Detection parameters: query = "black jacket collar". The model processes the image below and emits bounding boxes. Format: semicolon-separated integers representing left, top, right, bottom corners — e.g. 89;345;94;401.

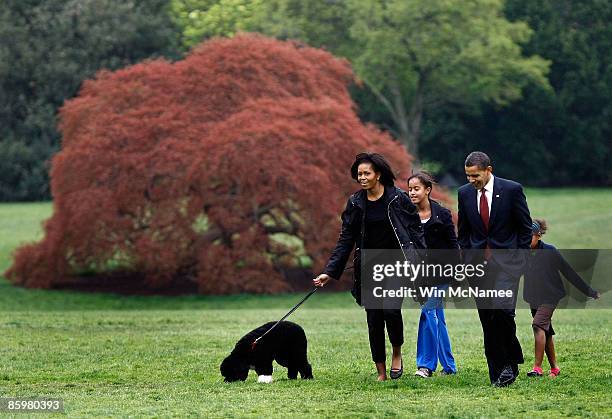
351;185;398;210
422;199;443;225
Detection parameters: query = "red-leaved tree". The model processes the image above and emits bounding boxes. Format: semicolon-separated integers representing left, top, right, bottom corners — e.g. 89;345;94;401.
6;34;446;294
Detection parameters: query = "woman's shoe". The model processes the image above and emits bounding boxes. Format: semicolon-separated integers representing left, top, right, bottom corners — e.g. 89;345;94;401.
549;367;560;377
390;360;403;380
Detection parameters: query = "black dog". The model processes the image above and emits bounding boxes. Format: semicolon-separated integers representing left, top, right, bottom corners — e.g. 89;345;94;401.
220;321;313;383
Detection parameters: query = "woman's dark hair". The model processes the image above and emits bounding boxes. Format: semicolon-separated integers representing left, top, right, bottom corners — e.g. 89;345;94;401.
350;152;396;187
407;171;436;197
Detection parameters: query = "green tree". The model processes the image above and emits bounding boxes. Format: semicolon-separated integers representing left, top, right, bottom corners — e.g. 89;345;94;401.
175;0;550;163
0;0;182;201
171;0;264;48
172;0;354;54
249;0;357;57
421;0;612;186
345;0;550;161
501;0;612;185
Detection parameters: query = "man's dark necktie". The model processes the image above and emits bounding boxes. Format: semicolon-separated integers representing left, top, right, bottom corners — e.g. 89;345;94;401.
480;188;489;231
480;188;491;259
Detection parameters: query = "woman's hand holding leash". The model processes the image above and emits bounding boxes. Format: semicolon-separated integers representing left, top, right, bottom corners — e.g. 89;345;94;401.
313;274;332;288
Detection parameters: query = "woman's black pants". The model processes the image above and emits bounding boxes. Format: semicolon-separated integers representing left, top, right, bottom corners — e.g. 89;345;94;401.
365;309;404;363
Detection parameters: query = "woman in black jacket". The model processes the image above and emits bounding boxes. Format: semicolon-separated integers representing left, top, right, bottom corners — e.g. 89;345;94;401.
407;172;457;378
313;152;425;381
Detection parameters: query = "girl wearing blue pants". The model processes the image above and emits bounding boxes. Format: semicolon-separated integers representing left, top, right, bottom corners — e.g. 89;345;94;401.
408;172;458;377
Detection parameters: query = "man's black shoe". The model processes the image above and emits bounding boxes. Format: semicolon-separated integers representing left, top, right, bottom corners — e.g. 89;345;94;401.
493;365;516;387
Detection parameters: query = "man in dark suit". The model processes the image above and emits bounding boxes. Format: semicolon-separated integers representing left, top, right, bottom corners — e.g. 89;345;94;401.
458;151;532;387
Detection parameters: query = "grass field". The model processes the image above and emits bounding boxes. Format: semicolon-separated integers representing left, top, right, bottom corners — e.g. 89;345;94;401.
1;189;611;417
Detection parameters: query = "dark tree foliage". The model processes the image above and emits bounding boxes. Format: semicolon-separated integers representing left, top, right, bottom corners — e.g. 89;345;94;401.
5;34;429;294
0;0;182;201
419;0;612;185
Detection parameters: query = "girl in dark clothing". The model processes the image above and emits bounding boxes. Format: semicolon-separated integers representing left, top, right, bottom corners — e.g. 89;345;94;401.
313;153;425;381
407;172;457;378
524;219;600;377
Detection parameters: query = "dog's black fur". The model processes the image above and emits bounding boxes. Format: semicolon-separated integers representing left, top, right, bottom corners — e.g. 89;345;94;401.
220;321;313;382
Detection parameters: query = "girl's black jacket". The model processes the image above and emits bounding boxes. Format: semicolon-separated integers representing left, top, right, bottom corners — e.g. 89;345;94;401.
423;199;458;250
523;240;598;307
420;199;460;287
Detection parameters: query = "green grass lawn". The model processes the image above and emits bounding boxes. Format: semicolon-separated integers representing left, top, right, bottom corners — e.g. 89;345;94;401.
1;189;611;417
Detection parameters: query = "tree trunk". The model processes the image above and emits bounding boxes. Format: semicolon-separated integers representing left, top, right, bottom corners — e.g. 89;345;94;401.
360;76;424;164
389;78;423;165
407;89;423;166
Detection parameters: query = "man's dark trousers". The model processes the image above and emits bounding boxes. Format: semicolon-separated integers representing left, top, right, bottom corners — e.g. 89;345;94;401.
474;263;523;382
458;176;532;383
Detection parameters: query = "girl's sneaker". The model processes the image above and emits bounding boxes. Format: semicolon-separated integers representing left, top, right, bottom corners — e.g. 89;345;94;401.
414;367;432;378
527;366;543;377
549;367;560;377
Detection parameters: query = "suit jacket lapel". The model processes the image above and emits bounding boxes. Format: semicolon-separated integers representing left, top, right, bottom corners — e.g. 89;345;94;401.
489;179;504;229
